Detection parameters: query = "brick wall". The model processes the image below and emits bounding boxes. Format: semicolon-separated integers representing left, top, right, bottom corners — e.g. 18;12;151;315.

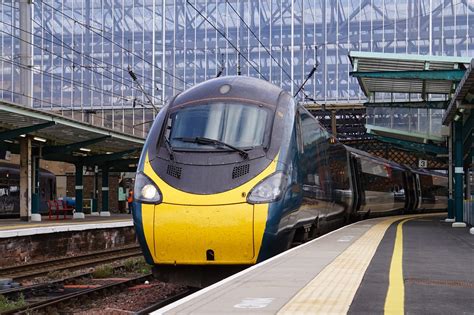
0;227;138;267
66;173;123;213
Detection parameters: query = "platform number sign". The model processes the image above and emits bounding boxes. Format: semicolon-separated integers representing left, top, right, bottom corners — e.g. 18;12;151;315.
418;159;428;168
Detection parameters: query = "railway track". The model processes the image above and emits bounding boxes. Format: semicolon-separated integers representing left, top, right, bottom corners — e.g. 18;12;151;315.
3;274;153;314
2;273;194;314
0;244;142;281
135;288;197;314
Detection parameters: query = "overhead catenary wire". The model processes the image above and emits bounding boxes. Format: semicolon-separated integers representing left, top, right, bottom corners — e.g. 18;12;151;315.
0;21;165;103
38;0;190;88
29;18;181;93
1;0;467;104
185;0;268;81
0;21;170;109
0;88;147;133
0;55;146;108
128;66;158;111
225;0;298;90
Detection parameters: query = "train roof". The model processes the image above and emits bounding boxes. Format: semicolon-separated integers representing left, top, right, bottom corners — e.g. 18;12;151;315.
170;76;286;109
0;162;55;177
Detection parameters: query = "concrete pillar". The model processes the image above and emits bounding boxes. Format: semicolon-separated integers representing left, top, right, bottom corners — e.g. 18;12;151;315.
453;119;466;228
19;137;32;221
100;165;111;216
73;162;85;219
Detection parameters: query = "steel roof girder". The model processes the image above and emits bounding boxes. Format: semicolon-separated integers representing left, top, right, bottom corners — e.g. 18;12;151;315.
374;136;448;154
373;135;448;155
350;69;466;81
364;100;448;109
42;135;111;156
0;121;56;141
82;149;139;165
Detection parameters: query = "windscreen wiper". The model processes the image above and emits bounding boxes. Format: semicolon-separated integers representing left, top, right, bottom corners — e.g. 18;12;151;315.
173;136;249;159
164;137;175;161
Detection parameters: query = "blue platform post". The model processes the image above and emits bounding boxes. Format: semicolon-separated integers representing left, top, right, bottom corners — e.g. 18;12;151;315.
453;119;465;227
447;123;455;220
101;164;111;216
31;155;41;221
91;165;99;216
73;162;85;219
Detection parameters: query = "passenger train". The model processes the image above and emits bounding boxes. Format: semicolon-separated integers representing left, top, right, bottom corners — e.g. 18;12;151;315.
132;76;447;286
0;162;56;218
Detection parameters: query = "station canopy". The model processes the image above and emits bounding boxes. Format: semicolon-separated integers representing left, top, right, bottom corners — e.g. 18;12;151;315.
0;100;144;165
443;59;474;125
349;51;471;101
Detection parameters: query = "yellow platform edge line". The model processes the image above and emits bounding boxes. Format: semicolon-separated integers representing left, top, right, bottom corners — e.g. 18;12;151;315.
277;214;425;315
384;217;416;315
0;218;132;231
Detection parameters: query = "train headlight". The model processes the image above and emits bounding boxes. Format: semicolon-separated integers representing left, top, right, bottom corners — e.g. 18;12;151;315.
134;172;162;204
247;172;288;204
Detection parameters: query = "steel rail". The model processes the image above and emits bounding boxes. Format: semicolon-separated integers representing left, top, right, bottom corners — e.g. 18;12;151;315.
0;245;142;281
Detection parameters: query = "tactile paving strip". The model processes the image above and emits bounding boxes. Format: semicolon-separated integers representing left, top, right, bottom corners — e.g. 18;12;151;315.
278;216;409;314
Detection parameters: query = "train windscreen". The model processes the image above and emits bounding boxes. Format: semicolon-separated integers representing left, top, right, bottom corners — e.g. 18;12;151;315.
168;102;271;150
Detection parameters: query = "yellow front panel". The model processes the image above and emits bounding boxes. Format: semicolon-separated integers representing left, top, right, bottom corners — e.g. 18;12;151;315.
154;203;256;264
141;203;156;257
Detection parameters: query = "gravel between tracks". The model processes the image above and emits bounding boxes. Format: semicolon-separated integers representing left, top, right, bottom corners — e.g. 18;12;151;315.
74;279;186;314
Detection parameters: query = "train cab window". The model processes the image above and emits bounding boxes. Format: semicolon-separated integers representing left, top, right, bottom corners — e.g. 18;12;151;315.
299;112;321;148
168;102;271;150
298;109;330;194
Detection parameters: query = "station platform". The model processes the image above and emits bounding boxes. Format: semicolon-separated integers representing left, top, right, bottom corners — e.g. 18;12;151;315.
0;214;133;238
0;214;136;267
156;214;474;314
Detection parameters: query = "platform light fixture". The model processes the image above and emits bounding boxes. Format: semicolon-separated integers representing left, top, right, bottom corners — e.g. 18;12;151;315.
19;134;26;138
3;139;13;143
453;114;461;121
33;137;47;143
79;147;91;152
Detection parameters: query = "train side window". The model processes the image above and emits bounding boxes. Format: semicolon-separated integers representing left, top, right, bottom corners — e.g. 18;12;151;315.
299;112;320;148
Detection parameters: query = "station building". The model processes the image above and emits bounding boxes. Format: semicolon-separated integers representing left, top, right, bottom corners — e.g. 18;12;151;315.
0;1;472;223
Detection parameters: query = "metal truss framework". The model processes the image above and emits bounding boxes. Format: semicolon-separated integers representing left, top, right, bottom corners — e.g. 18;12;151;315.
0;0;473;136
341;138;448;169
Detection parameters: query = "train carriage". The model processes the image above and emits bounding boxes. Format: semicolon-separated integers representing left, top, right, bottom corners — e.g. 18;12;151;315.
0;162;56;218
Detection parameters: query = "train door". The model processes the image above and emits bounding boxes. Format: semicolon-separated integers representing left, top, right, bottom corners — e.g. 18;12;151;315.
349;154;364;214
326;144;352;222
297;108;331;227
403;172;414;212
415;173;422;210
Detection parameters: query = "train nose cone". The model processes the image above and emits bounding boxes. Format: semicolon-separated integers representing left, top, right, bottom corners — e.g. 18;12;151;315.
153;203;258;264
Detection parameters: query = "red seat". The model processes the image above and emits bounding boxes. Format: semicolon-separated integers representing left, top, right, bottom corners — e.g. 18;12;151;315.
47;200;74;220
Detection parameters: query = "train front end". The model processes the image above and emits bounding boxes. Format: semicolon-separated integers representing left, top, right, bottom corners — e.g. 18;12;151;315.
132;76;294;286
